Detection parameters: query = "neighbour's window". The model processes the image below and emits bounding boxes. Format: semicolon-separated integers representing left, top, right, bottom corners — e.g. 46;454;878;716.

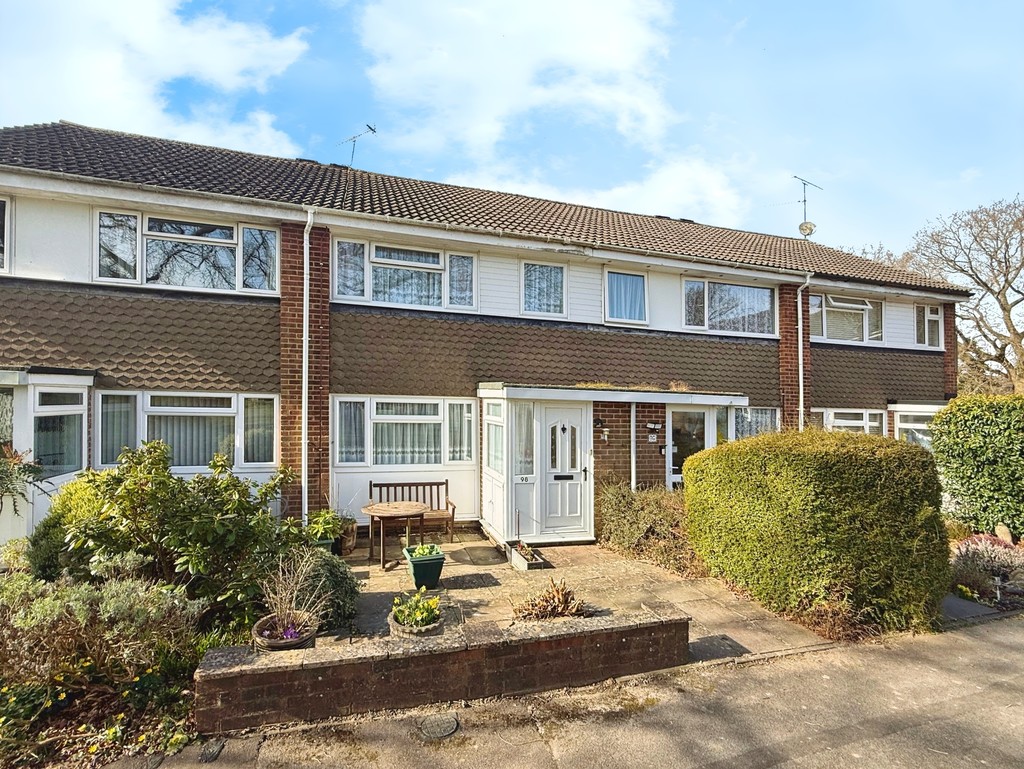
916;305;941;347
334;240;475;309
734;407;780;439
97;211;278;292
334;397;475;467
523;263;566;315
33;389;87;480
685;280;775;334
894;412;937;450
0;197;9;272
97;391;277;468
810;294;883;342
812;408;886;435
0;388;13;452
606;271;647;323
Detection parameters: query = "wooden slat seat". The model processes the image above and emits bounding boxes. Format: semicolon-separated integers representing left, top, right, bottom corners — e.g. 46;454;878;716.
368;479;456;543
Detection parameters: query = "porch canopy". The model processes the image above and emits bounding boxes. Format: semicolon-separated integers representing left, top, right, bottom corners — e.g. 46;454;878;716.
476;381;749;406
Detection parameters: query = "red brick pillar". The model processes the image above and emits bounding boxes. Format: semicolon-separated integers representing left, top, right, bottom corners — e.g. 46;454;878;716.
279;222;332;518
943;302;958;400
778;284;811;429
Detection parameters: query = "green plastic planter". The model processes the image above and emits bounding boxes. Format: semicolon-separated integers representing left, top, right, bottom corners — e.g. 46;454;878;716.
403;545;446;589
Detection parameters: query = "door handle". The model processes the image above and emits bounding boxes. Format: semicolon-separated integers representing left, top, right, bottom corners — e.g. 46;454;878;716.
583;467;588;481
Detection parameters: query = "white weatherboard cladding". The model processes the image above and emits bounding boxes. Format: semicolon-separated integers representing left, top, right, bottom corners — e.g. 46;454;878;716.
567;262;603;323
11;197;92;282
884;300;918;347
477;253;520;316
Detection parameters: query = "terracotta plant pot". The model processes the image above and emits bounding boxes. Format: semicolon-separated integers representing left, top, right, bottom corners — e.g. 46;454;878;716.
252;612;317;651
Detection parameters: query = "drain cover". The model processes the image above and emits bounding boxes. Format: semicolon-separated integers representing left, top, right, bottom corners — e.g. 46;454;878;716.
419;713;459;741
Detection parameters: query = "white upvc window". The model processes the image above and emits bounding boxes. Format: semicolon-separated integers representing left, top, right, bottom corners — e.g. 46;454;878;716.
809;294;884;343
733;407;780;439
95;391;278;469
96;210;279;294
333;396;476;468
811;408;886;435
915;305;942;348
605;269;648;324
521;261;567;316
333;239;476;310
33;387;87;480
684;279;776;335
0;196;9;273
483;399;504;474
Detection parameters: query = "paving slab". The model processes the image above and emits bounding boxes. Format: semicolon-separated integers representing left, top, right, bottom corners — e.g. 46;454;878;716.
941;593;1000;621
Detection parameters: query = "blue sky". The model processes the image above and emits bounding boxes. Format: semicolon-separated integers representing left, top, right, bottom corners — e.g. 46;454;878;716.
4;1;1021;254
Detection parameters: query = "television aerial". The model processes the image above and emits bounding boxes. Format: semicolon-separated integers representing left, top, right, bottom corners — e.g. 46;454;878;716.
793;175;822;239
341;124;377;167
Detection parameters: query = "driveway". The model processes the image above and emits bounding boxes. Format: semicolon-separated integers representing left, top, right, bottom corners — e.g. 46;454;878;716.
162;614;1024;768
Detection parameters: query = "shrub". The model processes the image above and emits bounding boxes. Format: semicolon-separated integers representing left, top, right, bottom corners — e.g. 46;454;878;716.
512;578;587;620
300;548;360;630
951;534;1024;582
931;395;1024;537
0;537;29;572
26;475;105;581
0;447;44;518
391;587;440;627
943;518;974;545
598;482;706;577
683;430;950;638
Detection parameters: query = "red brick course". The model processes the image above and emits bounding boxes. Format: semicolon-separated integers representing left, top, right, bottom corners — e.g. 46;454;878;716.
279;223;332;516
943;302;958;399
778;284;811;428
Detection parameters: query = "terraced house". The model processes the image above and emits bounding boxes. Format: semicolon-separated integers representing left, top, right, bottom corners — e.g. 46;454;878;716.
0;122;968;547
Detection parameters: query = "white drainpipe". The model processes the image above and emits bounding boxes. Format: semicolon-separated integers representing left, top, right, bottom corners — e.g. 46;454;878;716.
796;272;814;431
630;403;637;490
301;208;315;524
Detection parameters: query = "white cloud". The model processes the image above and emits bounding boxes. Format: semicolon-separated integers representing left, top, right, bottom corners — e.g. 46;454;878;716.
2;1;307;156
358;0;678;160
446;153;748;229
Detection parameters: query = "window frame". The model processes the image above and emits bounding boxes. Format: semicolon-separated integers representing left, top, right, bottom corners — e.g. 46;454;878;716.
520;260;568;318
915;304;943;348
732;406;781;439
0;195;10;274
811;408;887;436
94;390;279;470
331;395;477;471
93;209;280;296
331;238;477;311
31;386;88;481
604;267;649;326
682;278;778;337
809;293;885;344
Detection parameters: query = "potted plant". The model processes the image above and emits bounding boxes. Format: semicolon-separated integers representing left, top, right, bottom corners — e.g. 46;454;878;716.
402;542;445;589
337;512;358;555
306;508;347;553
508;541;548;571
253;549;328;651
388;586;443;637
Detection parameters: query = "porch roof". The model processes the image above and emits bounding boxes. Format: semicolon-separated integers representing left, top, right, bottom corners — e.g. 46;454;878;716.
477;382;749;406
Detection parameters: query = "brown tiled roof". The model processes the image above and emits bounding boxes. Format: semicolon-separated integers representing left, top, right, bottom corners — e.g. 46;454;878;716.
0;121;965;296
330;307;783;406
0;280;279;390
810;344;946;408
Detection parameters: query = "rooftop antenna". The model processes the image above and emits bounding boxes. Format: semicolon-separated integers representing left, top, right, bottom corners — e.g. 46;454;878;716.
793;175;823;238
341;124;377;167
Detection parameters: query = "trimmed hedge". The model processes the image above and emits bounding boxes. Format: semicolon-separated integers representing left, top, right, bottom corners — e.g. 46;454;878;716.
931;395;1024;537
683;430;949;638
598;482;706;577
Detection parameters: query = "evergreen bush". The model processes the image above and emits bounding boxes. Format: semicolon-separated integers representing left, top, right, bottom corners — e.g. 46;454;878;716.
683;430;949;638
931;395;1024;538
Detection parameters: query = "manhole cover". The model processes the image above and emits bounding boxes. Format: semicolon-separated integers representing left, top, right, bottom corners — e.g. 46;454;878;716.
419;713;459;741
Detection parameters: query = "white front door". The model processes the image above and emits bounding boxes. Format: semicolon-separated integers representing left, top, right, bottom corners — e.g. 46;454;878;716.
541;405;587;533
667;408;713;488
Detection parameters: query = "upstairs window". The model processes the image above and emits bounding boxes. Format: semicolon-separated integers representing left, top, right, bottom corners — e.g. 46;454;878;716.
685;280;775;334
916;305;942;347
606;270;647;323
334;240;475;309
522;262;566;315
97;211;278;293
810;294;883;342
0;197;8;272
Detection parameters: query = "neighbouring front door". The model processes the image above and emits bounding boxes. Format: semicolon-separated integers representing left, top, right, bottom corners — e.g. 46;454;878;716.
668;408;709;488
541;405;586;533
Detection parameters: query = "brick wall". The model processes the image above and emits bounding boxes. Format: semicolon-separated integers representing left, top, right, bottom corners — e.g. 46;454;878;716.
194;611;690;733
778;284;811;428
635;403;666;487
279;223;332;516
943;302;958;399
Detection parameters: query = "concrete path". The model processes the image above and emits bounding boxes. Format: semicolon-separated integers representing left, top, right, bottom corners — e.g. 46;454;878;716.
158;614;1023;769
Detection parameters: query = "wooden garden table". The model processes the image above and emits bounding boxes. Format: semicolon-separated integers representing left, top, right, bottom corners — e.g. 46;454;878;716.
361;500;428;569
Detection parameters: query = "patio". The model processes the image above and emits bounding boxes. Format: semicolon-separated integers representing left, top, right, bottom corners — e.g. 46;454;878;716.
341;526;827;662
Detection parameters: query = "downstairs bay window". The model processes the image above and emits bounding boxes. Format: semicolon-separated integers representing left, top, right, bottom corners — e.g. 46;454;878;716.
334;397;475;468
96;392;277;468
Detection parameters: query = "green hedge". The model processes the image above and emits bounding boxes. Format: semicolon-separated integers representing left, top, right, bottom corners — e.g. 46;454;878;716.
598;482;706;577
683;430;949;638
931;395;1024;537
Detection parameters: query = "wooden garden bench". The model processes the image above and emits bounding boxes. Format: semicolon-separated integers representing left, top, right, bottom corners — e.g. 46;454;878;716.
368;479;456;543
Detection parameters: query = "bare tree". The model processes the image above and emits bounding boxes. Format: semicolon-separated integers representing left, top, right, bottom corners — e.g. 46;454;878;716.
909;197;1024;394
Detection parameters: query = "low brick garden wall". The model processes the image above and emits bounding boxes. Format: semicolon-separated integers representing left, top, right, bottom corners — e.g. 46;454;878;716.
195;600;689;733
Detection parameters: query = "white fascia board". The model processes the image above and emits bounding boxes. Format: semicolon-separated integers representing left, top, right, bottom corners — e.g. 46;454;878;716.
0;371;25;386
886;402;947;413
810;276;969;303
27;373;96;387
477;384;748;406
